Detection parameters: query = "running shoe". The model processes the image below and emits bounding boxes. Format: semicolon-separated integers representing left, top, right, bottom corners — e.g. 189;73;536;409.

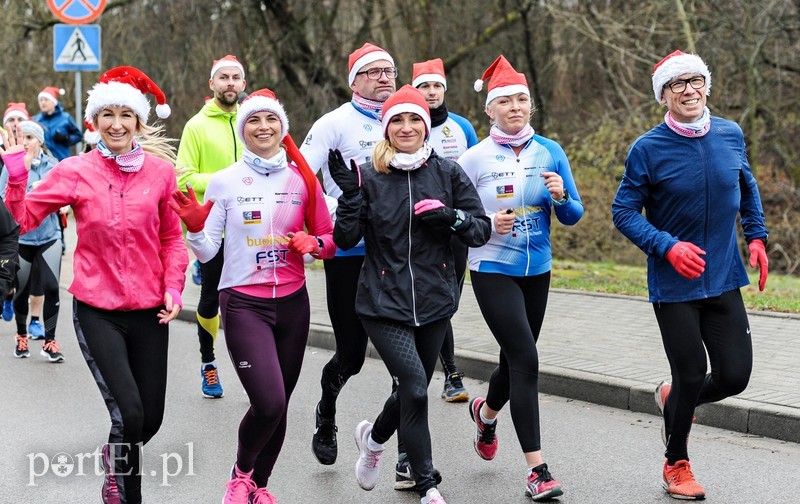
468;397;498;460
312;401;338;465
201;362;224;398
2;299;13;321
41;340;64;363
354;420;383;491
662;460;706;500
223;464;257;504
191;260;202;285
525;463;564;501
14;335;29;358
101;444;121;504
249;487;277;504
441;371;469;402
28;320;45;340
394;452;443;491
655;381;671;446
421;487;447;504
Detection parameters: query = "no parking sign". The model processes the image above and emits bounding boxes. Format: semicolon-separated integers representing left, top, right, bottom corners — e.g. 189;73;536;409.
47;0;107;25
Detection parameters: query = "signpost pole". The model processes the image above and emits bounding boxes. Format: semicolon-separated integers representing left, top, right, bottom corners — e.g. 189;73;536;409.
74;71;82;152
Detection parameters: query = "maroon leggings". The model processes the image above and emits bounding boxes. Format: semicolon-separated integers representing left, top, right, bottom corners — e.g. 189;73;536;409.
219;285;310;487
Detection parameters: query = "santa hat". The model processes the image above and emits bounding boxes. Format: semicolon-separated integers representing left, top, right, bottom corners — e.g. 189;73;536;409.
3;102;31;125
236;88;289;144
83;120;100;145
19;120;45;145
348;43;394;86
652;50;711;104
380;85;431;139
412;58;447;91
473;55;530;107
38;86;65;105
85;66;171;124
210;54;245;80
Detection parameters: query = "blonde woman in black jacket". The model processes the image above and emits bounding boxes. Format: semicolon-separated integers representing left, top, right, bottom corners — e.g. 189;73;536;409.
330;85;490;504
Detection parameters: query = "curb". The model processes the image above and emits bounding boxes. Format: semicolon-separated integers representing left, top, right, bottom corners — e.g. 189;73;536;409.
178;307;800;445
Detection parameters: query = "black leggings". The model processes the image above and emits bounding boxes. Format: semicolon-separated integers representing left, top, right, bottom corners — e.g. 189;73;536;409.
318;255;369;416
653;289;752;463
220;287;310;488
366;317;448;496
73;300;169;504
197;243;224;363
471;270;550;453
15;240;61;340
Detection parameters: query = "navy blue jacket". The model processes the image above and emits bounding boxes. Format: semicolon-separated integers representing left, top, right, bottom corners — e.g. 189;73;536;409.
33;103;82;161
612;117;768;303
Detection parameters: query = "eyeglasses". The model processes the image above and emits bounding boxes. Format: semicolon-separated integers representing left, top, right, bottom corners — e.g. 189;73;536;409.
355;67;398;80
664;76;706;94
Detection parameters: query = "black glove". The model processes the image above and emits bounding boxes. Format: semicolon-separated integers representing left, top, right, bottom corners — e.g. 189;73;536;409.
53;132;69;145
327;149;360;199
418;206;457;229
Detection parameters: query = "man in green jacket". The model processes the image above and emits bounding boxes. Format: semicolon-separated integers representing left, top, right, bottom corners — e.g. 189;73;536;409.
176;54;246;399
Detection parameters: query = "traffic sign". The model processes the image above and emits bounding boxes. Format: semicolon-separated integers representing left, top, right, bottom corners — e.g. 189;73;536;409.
47;0;107;25
53;24;101;72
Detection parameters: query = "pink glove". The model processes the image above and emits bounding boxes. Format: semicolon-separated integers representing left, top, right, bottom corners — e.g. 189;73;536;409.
748;239;768;291
414;199;444;215
168;184;214;233
287;231;319;255
165;288;183;309
666;241;706;280
1;150;28;184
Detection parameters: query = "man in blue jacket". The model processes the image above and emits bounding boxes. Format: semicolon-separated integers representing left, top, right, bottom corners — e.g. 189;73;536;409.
612;51;769;501
33;86;81;161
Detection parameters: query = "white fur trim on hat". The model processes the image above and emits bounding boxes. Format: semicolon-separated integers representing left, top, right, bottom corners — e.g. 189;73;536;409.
85;81;151;124
652;53;711;104
236;96;289;144
412;73;447;91
3;110;28;125
348;51;394;87
486;84;530;107
38;88;65;105
210;60;245;80
381;103;431;139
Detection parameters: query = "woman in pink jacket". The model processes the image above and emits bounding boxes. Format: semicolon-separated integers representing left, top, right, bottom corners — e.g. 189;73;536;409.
0;66;187;504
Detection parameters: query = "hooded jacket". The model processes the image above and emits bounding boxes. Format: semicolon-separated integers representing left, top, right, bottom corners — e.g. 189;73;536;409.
33;103;82;161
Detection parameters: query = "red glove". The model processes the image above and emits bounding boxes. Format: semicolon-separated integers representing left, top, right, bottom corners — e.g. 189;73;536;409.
168;184;214;233
666;241;706;280
287;231;320;255
748;239;768;291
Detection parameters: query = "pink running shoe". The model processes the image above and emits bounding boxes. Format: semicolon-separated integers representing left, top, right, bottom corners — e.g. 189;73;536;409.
101;444;121;504
468;397;498;460
655;381;695;447
249;487;278;503
423;487;447;503
354;420;384;490
223;464;256;504
525;463;563;501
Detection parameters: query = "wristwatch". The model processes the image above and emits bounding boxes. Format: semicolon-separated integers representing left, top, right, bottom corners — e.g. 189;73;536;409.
450;209;466;230
312;236;324;256
554;189;569;205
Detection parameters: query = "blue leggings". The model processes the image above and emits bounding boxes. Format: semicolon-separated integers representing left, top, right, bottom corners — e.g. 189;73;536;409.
653;289;752;463
220;286;310;487
471;270;550;453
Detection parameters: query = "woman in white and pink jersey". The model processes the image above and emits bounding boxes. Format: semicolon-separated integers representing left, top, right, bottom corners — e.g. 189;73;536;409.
171;89;335;504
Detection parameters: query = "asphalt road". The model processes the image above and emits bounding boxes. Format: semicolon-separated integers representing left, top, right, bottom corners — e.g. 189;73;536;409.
2;293;799;503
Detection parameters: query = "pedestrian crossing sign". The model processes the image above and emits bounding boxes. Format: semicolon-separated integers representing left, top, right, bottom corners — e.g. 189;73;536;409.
53;24;101;72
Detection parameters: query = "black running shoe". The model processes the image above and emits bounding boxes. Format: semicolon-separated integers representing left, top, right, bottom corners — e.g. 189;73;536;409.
312;402;338;465
394;453;443;491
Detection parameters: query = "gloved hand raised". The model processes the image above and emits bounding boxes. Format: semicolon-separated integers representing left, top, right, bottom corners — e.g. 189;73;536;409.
414;199;457;229
53;132;69;145
327;149;360;199
748;239;768;291
168;184;214;233
287;231;320;255
665;241;706;280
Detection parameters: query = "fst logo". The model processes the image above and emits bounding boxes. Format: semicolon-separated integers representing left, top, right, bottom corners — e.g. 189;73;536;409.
255;249;287;269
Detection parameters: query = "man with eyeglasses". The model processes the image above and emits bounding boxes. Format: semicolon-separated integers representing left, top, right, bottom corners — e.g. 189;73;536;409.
612;51;768;500
300;42;398;467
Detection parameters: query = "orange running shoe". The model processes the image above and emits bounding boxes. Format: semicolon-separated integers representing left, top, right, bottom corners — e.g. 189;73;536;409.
662;460;705;500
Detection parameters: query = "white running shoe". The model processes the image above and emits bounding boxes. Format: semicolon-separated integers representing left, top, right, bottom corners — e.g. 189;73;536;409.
421;487;447;504
354;420;383;490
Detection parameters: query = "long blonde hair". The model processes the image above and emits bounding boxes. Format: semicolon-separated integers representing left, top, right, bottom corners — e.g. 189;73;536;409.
371;139;397;174
137;121;177;164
